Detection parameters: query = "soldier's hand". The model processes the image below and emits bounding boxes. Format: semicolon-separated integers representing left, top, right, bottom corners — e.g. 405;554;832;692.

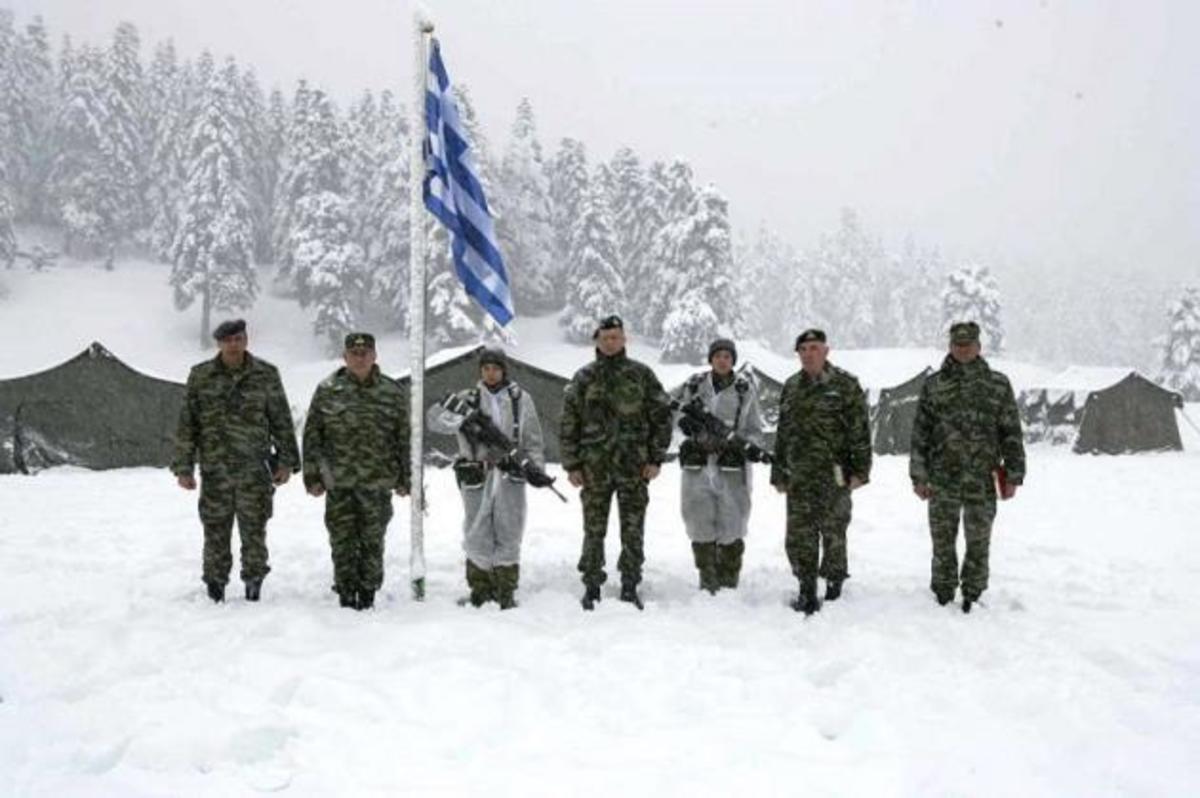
272;467;291;486
773;483;787;495
848;475;865;491
641;464;661;481
913;483;932;500
307;483;326;498
1001;483;1018;500
176;474;197;491
568;470;584;488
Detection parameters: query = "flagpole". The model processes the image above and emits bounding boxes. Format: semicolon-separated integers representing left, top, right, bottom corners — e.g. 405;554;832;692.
408;9;433;601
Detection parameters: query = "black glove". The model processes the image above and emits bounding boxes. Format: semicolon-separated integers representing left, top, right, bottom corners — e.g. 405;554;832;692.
678;415;703;436
524;466;556;488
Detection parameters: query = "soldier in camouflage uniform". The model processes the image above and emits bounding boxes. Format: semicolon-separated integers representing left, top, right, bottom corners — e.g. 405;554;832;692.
173;319;300;604
909;321;1025;613
676;339;765;592
770;329;872;615
427;347;546;610
302;333;410;611
561;315;673;611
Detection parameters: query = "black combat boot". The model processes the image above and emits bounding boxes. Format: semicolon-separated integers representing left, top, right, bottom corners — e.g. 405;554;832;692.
824;579;843;602
357;590;375;610
580;584;601;611
961;597;974;614
716;540;745;589
936;592;954;606
692;542;719;594
244;579;262;602
205;581;225;603
790;577;820;616
338;589;356;608
619;582;644;611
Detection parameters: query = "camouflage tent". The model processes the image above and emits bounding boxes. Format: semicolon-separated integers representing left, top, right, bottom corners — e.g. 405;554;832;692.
0;342;185;474
395;345;571;463
871;368;933;455
1073;373;1184;454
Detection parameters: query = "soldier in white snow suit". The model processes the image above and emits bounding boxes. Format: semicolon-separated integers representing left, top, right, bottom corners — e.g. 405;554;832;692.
427;347;546;609
675;339;765;592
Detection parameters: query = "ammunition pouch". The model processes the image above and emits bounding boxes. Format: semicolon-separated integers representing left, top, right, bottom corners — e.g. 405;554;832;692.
453;459;486;489
678;439;708;470
716;446;746;470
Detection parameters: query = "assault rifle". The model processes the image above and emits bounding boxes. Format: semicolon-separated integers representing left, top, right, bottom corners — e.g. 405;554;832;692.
439;392;568;502
671;396;773;464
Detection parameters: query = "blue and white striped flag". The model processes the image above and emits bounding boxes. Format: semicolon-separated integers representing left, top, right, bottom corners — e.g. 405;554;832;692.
423;39;514;326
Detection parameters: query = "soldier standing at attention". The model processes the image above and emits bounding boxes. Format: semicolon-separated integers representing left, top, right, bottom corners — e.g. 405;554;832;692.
427;347;546;610
770;329;872;615
173;319;299;604
302;333;410;611
909;321;1025;613
560;315;673;611
676;339;765;592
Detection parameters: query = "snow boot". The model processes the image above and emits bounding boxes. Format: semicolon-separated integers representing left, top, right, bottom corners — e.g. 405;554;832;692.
824;579;843;602
962;597;974;614
465;561;495;608
357;590;375;610
494;564;519;610
716;539;745;589
619;582;644;611
791;577;820;616
692;542;719;594
935;590;955;606
244;578;262;602
580;584;601;611
338;589;356;608
205;581;225;603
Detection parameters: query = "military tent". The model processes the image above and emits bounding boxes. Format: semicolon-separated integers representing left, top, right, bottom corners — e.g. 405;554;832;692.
0;342;185;474
1073;373;1184;454
870;367;933;455
395;345;571;463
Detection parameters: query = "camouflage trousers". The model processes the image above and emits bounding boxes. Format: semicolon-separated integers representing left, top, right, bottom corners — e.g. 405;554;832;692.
324;488;394;595
578;470;649;588
198;467;274;586
928;480;997;600
784;486;852;582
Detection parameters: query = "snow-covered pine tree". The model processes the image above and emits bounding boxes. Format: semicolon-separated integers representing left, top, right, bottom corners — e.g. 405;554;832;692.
257;86;288;263
273;82;346;296
1;13;55;222
804;208;879;348
626;159;670;332
145;39;188;260
606;146;647;282
656;185;736;362
102;21;148;246
546;137;588;300
559;179;624;343
498;97;556;313
284;191;367;353
232;65;271;264
740;225;801;351
1159;286;1200;401
0;157;15;267
941;264;1004;352
169;66;257;347
642;158;697;336
360;93;410;331
888;237;945;347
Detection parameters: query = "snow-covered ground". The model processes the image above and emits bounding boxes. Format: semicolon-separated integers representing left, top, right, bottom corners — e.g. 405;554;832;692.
2;454;1199;796
3;251;1200;795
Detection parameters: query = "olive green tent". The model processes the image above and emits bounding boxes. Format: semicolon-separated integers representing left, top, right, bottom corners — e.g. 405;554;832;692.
871;368;933;455
0;342;185;474
1073;373;1184;454
395;345;571;463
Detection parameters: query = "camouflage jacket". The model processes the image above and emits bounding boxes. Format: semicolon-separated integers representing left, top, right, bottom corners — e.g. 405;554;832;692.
909;355;1026;487
173;352;299;477
560;349;673;475
769;362;872;490
302;365;411;492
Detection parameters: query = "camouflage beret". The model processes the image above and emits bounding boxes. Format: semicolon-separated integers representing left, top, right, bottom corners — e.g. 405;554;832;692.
794;328;826;349
212;319;246;340
344;332;376;350
949;321;981;344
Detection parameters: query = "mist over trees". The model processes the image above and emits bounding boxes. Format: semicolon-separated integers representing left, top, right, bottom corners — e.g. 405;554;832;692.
0;10;1186;372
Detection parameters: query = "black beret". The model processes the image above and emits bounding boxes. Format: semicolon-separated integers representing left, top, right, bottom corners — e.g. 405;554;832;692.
708;338;737;364
344;332;376;350
794;328;827;349
592;314;625;340
212;319;246;340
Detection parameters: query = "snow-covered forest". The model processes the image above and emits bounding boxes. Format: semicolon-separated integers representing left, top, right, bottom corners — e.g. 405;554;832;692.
0;10;1196;394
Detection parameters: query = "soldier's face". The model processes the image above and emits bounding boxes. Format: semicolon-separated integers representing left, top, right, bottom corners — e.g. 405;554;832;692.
710;350;734;376
217;332;247;363
596;328;626;356
343;346;377;378
798;342;828;374
950;340;981;364
480;364;505;387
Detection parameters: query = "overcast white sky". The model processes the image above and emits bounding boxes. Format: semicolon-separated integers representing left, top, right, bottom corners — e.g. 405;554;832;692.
11;0;1199;279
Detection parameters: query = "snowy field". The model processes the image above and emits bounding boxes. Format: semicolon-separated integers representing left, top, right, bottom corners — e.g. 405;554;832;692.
2;452;1200;796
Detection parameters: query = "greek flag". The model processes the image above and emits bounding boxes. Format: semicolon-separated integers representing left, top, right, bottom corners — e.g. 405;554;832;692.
423;39;514;326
